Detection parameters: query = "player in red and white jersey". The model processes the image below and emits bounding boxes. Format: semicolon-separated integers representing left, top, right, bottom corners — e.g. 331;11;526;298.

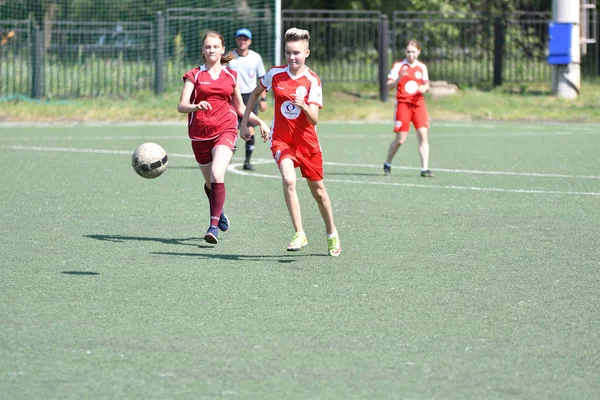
240;28;341;257
383;39;433;178
178;31;269;245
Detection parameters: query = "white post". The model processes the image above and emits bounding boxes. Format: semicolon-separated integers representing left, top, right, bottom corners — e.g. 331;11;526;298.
552;0;581;98
275;0;282;66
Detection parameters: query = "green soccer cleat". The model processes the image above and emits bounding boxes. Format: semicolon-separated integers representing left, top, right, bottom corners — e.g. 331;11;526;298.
327;234;341;257
287;232;308;251
421;169;434;178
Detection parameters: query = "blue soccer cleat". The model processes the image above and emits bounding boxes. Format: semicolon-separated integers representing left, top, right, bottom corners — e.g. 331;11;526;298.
218;212;229;232
204;226;219;244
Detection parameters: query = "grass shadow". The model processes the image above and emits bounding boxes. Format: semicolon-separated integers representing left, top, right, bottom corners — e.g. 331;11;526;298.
326;171;383;177
61;271;100;275
85;234;203;247
152;251;327;262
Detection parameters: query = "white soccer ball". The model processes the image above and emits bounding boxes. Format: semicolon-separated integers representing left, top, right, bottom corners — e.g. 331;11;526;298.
131;142;168;179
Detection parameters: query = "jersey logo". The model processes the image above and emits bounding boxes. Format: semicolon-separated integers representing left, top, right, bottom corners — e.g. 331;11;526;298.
404;80;419;94
295;86;308;98
414;71;422;79
281;100;301;119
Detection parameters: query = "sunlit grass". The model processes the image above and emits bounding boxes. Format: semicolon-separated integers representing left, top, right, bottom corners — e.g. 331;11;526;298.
1;79;600;123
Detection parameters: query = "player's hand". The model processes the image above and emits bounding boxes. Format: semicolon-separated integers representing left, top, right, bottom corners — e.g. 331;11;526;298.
259;122;270;142
259;99;267;112
240;125;252;141
292;95;306;110
195;101;212;111
418;85;428;94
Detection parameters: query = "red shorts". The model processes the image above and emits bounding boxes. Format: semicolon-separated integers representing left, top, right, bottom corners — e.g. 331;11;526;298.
394;102;429;133
191;131;237;166
271;141;324;182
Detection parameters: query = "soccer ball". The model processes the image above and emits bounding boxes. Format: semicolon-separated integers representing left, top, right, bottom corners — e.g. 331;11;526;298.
131;142;168;179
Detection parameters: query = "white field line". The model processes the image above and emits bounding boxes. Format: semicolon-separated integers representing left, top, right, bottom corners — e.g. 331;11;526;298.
4;144;600;196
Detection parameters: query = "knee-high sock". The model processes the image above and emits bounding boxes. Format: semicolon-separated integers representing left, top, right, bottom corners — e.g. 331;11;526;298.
245;136;255;162
204;184;211;199
209;182;225;227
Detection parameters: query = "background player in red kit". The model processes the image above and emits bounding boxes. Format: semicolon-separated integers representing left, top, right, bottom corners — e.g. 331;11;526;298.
177;31;269;244
240;27;341;257
383;39;433;177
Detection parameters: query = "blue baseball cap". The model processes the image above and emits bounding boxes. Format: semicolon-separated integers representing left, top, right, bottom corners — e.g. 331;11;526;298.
236;28;252;39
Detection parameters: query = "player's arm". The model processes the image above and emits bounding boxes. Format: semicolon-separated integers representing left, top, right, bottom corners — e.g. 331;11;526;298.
387;63;401;90
257;58;268;111
419;64;430;94
177;79;204;113
233;82;263;126
258;86;267;112
293;95;319;125
239;85;269;141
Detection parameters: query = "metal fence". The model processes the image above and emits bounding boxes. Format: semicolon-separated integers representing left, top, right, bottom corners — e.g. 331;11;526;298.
392;11;493;85
1;9;599;100
0;19;31;97
164;7;275;86
281;10;384;83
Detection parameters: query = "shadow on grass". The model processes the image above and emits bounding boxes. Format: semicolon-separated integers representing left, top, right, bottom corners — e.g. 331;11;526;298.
85;234;328;262
61;271;100;275
85;234;202;247
152;251;327;262
164;166;200;170
326;171;383;177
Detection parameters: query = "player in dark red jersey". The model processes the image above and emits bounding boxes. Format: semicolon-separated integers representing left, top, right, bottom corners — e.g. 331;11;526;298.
383;39;433;177
178;31;269;244
240;28;341;257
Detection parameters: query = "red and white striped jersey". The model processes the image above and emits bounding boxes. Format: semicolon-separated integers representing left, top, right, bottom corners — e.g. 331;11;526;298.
388;59;429;105
260;65;323;153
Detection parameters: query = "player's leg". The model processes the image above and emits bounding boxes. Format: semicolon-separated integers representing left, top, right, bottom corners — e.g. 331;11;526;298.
279;157;303;233
242;93;259;171
272;143;306;250
204;135;235;243
243;127;256;170
384;102;410;175
306;180;341;257
300;152;341;256
198;162;220;243
413;105;433;177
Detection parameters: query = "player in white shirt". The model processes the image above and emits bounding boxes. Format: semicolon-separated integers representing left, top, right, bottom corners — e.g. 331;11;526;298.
228;28;267;171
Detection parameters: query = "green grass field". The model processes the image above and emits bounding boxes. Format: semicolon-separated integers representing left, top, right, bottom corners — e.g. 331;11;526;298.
1;121;599;399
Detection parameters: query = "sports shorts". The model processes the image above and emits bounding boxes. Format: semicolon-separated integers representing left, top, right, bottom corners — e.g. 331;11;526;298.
271;140;324;182
191;130;238;166
394;102;430;133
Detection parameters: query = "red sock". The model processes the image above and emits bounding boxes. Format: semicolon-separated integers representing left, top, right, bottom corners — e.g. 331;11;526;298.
204;184;211;199
209;182;225;227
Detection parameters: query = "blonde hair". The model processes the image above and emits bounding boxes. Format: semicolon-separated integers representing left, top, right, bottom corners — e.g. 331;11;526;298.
201;31;235;64
285;27;310;44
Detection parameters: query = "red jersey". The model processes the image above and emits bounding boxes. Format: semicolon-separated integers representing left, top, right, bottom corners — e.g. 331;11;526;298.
182;65;238;141
260;65;323;154
388;59;429;106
